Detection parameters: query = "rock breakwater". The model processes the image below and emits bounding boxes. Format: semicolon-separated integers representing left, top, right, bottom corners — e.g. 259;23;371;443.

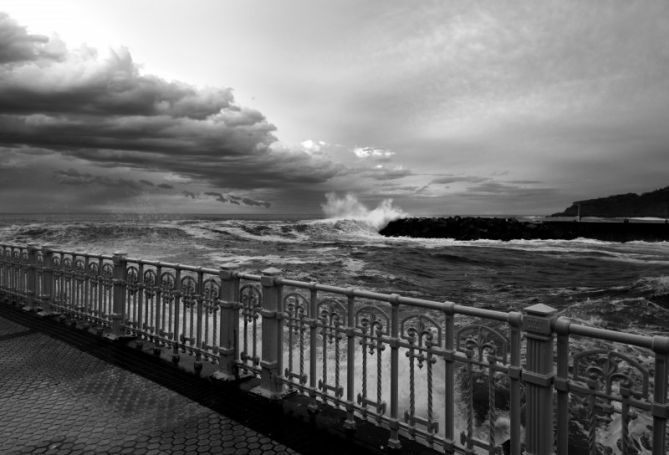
379;217;669;242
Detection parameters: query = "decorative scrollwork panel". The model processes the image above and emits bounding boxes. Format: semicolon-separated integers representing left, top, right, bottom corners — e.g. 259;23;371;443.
180;275;199;353
283;292;310;387
401;314;442;440
355;305;389;420
201;277;221;357
316;298;347;405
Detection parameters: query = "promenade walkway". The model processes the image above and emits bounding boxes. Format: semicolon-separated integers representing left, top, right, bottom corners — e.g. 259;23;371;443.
0;313;298;455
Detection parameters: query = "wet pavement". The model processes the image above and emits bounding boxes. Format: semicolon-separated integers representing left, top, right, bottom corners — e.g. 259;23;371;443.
0;315;299;455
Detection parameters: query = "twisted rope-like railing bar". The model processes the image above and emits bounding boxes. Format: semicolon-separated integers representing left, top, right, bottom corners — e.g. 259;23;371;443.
0;242;668;455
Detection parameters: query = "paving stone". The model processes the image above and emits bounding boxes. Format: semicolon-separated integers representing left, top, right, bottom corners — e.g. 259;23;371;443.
0;315;299;455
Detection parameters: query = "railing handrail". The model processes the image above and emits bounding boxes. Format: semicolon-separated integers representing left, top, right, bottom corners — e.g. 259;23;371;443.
555;315;669;351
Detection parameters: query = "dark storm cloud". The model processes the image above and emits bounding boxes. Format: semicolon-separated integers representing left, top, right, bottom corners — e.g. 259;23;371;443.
0;14;340;203
366;167;412;181
508;180;542;185
202;191;270;208
53;167;173;195
463;181;559;199
414;175;488;194
54;168;97;185
429;175;488;185
54;168;147;194
414;180;563;215
240;197;270;208
204;191;228;203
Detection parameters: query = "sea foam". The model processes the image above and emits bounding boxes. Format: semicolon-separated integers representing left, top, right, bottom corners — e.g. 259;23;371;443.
320;192;406;231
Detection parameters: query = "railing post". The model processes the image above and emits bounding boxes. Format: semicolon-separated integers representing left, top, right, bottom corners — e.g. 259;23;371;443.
307;284;319;413
11;246;20;303
23;244;39;311
343;291;356;430
136;262;145;346
172;267;182;364
1;245;10;303
387;296;401;450
508;311;524;455
554;317;571;455
213;264;241;381
37;247;56;316
1;245;8;302
523;303;557;455
194;269;204;375
443;301;455;454
651;336;669;455
11;246;20;304
0;246;5;301
6;246;14;302
0;246;5;300
251;267;286;399
107;251;127;340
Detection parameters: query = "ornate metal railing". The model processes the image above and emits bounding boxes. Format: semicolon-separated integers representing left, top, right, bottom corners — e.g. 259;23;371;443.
0;242;668;455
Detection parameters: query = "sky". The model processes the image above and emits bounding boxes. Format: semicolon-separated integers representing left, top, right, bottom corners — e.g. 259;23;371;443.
1;0;669;216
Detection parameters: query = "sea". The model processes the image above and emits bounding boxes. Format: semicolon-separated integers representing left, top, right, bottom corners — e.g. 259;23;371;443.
2;209;667;336
1;201;668;453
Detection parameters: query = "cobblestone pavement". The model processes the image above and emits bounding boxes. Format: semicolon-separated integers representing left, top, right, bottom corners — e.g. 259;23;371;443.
0;316;300;455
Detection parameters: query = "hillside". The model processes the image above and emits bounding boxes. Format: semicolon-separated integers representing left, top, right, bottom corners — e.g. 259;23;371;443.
551;186;669;218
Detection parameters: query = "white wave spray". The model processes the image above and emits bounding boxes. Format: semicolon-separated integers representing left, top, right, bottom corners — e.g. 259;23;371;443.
320;192;406;230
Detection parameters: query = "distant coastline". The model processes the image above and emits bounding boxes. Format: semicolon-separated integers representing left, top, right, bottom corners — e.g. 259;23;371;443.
550;185;669;218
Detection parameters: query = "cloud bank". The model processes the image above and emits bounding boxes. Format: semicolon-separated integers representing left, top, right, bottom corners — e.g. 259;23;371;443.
0;13;349;212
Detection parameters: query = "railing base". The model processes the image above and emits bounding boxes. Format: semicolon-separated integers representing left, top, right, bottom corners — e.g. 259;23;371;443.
211;370;239;383
249;385;297;401
307;400;319;414
103;333;137;342
386;439;402;450
210;370;256;384
343;417;356;431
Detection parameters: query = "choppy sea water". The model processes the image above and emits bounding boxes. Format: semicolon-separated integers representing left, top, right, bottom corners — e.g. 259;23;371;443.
1;211;668;453
2;212;668;336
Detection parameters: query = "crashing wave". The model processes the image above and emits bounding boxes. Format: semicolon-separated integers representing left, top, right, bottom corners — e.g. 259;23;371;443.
319;192;406;231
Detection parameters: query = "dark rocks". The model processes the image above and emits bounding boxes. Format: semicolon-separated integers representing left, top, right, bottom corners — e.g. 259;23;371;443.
379;217;669;242
380;216;532;241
